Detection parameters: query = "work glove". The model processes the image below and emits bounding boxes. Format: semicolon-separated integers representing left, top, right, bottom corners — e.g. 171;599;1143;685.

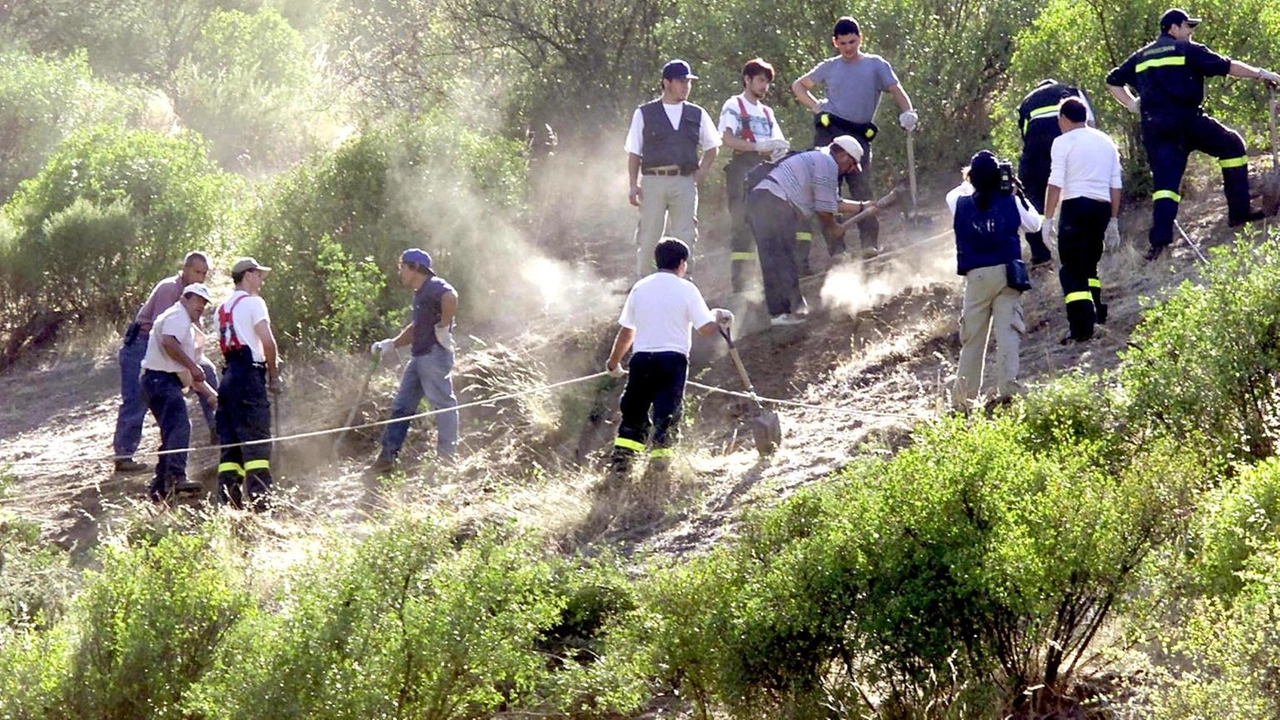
898;109;919;132
1105;217;1122;251
268;376;283;396
606;362;627;379
434;324;455;353
371;338;395;358
713;308;734;329
1259;69;1280;85
1128;96;1142;116
757;137;788;153
1045;220;1058;246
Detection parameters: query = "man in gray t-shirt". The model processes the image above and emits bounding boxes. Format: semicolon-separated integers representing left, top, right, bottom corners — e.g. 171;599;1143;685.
793;15;918;257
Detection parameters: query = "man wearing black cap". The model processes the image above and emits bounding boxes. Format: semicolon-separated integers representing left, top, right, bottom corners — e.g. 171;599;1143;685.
214;257;281;510
624;59;722;277
1106;7;1280;261
792;16;917;258
1015;79;1095;266
368;248;460;473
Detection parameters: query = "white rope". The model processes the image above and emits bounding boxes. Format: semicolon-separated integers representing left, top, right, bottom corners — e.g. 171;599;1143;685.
685;381;926;420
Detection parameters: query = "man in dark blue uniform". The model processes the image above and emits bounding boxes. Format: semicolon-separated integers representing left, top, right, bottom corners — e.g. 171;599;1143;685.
1016;79;1094;266
1106;8;1279;261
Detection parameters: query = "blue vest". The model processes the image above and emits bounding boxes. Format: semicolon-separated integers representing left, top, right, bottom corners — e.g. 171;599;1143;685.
954;194;1022;276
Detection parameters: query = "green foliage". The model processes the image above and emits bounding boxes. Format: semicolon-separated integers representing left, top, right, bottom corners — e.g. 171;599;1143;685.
243;114;528;353
0;50;141;201
0;507;75;631
1120;234;1280;462
175;7;316;171
1189;458;1280;598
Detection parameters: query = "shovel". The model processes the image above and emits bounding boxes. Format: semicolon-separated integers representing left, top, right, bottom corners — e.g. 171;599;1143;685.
840;181;907;231
902;129;933;225
718;326;781;455
334;348;383;452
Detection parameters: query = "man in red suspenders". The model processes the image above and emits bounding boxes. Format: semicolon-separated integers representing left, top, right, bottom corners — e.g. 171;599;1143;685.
718;58;789;292
213;257;281;510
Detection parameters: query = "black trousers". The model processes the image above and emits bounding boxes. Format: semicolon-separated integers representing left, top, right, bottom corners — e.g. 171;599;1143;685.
1144;112;1251;249
725;153;764;293
612;352;689;466
1057;197;1110;340
215;357;273;507
746;189;804;316
141;370;190;499
813;124;869;253
1017;146;1055;262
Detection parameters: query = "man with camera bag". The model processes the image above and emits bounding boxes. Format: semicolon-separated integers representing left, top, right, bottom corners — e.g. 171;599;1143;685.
1042;97;1122;344
946;151;1042;411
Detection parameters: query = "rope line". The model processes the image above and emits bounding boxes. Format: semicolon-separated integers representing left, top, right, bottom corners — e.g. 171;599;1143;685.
685;381;925;420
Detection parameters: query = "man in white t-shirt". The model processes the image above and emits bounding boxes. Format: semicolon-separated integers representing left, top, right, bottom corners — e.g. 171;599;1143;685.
214;257;282;510
625;59;722;277
1042;97;1123;344
139;283;218;502
605;238;733;480
719;57;789;292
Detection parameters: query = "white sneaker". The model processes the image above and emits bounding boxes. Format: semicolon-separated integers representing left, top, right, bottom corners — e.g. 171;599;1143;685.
770;313;807;327
793;298;810;316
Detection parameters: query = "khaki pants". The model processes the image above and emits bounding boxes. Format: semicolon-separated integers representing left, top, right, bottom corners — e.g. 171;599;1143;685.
635;174;697;276
954;264;1024;408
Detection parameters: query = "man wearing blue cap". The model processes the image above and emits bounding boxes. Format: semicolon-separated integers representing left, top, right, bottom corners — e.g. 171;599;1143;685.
368;248;460;473
624;59;722;277
1107;7;1280;261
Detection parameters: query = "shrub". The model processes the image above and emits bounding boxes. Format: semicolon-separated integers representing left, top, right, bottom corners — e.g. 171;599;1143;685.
1189;458;1280;599
1120;234;1280;462
0;472;75;631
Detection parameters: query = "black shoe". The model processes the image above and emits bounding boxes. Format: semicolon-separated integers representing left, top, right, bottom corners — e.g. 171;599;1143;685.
1228;208;1266;227
1060;331;1093;345
1030;254;1053;267
174;477;204;494
217;480;243;509
147;479;172;503
1097;304;1108;325
1143;244;1167;262
114;458;149;474
367;455;396;474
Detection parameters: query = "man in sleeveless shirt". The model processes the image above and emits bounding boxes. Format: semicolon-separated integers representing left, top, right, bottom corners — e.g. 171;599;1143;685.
624;60;722;277
793;16;918;259
214;257;281;510
719;57;789;292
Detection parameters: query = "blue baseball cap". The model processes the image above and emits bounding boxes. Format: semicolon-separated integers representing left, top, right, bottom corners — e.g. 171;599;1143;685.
662;59;698;80
400;248;432;269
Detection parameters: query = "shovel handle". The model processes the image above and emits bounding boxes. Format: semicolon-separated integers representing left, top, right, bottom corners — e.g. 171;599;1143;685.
905;129;919;210
1269;85;1279;169
840;185;903;230
718;327;761;400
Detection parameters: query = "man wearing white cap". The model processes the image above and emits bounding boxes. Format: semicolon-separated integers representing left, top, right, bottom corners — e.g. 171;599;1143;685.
214;257;281;510
745;136;873;326
139;283;218;502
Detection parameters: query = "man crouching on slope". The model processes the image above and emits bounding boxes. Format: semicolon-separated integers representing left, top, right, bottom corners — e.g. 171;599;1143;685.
606;237;733;484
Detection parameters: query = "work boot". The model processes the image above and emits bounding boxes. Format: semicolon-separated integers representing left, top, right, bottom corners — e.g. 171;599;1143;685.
174;476;204;494
1030;253;1053;267
1143;244;1168;262
217;479;243;509
367;454;397;474
114;458;149;474
1096;303;1108;325
147;477;172;504
1228;208;1266;227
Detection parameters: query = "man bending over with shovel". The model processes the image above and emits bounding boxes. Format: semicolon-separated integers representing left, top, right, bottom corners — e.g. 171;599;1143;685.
605;237;732;481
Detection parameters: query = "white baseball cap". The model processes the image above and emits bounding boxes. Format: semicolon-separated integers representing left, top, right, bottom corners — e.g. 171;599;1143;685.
829;135;864;163
182;283;212;302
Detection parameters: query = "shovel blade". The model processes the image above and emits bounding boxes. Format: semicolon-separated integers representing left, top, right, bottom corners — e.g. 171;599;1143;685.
751;410;782;455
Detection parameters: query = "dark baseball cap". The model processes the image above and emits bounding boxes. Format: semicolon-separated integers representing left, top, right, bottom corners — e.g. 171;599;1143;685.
662;59;698;80
1160;8;1201;29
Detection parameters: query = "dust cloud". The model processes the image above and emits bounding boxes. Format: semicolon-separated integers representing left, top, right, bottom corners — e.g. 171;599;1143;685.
819;230;959;317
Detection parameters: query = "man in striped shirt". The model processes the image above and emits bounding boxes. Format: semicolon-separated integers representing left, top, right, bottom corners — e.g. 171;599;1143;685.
745;136;875;326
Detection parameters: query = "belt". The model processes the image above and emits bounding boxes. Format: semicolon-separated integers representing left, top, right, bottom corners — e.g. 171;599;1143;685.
642;167;693;177
142;368;180;379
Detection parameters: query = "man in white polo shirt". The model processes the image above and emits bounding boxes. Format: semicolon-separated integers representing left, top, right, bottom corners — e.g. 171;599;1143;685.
1042;97;1123;343
605;237;733;479
139;283;219;502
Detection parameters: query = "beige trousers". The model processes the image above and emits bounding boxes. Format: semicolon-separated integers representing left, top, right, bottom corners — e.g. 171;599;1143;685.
954;264;1024;408
635;174;697;276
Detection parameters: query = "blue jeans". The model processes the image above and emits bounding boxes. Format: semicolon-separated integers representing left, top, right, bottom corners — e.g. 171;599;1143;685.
380;348;459;459
113;330;218;459
141;370;190;495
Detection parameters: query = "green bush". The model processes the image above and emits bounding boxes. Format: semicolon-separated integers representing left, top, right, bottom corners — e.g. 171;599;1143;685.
1120;234;1280;462
242;114;529;353
1189;458;1280;599
0;486;75;631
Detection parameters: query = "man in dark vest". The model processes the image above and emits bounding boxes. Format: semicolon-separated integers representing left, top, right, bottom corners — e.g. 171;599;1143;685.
624;59;722;277
1106;7;1278;261
1016;79;1095;266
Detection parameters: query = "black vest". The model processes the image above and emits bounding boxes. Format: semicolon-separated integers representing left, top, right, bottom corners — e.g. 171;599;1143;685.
1017;81;1084;148
639;101;702;173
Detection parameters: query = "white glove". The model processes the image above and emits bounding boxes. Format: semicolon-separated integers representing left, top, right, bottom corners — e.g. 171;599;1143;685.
898;109;919;131
371;338;395;358
713;308;734;328
770;146;791;163
434;325;455;352
1259;69;1280;85
1128;96;1142;116
1045;220;1058;246
606;362;627;378
1105;218;1121;251
757;138;788;154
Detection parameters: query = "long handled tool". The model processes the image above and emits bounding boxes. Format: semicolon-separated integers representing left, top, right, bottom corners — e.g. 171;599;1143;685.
1265;86;1280;241
840;181;907;231
334;348;383;452
1174;220;1209;264
718;326;781;455
902;130;932;225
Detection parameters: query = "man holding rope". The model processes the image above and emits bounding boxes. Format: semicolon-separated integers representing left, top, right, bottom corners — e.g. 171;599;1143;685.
368;248;459;474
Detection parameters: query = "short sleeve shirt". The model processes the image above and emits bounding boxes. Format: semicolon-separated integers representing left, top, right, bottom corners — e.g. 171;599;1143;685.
805;53;900;123
134;274;184;330
718;94;786;143
624;102;722;156
619;271;715;355
760;149;841;217
410;275;456;356
141;302;198;374
220;290;270;362
1048;127;1123;203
